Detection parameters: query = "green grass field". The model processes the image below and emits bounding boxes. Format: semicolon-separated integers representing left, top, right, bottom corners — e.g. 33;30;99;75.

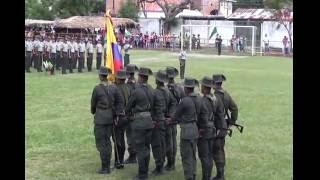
26;50;293;180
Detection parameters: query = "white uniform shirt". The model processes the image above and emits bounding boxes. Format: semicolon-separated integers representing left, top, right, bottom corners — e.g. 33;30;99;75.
25;41;33;52
79;42;86;52
62;42;69;52
179;50;187;60
44;41;50;52
57;41;63;51
96;43;103;53
87;43;94;53
68;41;75;53
37;41;44;52
50;42;57;53
73;42;79;52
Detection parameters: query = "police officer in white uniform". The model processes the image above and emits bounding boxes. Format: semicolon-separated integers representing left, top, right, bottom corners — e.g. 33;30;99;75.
36;37;44;72
61;38;70;74
73;38;79;69
68;38;75;73
49;38;57;72
78;39;86;73
96;40;103;70
86;39;94;72
25;37;33;73
56;37;63;70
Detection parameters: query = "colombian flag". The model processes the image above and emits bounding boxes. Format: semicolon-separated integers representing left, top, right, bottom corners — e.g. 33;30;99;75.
105;10;123;81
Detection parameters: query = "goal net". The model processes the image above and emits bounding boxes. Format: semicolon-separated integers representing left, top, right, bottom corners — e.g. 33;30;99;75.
180;24;257;56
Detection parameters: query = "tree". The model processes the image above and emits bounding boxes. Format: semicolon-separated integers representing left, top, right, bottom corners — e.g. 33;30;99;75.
264;0;293;52
119;0;140;21
25;0;56;20
138;0;192;34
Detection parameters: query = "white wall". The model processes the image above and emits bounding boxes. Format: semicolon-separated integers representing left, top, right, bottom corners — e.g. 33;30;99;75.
138;18;160;34
262;21;293;48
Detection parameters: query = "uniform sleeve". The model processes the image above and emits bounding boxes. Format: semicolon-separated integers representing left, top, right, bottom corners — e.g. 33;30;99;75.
126;89;137;114
227;92;238;124
167;91;177;118
215;97;227;130
197;98;209;129
173;98;185;123
113;86;124;115
152;90;163;120
91;87;97;114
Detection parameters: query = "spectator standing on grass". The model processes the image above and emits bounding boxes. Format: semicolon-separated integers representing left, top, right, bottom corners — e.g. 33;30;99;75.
179;47;187;79
282;36;289;55
191;34;196;50
217;35;223;56
263;34;269;53
196;34;201;49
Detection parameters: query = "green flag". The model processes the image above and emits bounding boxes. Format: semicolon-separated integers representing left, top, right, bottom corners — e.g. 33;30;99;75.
209;27;217;39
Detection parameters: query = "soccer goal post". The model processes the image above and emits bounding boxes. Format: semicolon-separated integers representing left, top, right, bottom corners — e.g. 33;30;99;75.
180;24;257;56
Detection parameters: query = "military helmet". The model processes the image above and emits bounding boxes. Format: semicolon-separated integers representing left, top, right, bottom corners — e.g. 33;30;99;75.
182;77;199;88
155;70;168;83
200;76;214;88
166;66;179;78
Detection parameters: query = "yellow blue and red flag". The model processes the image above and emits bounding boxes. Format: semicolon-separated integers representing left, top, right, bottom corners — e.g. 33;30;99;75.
104;10;123;81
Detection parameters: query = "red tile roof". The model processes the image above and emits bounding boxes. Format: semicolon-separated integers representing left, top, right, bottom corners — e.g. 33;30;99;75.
142;0;185;12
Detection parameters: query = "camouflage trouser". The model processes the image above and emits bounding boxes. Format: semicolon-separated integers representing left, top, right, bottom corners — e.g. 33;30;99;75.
94;124;113;168
180;139;197;180
112;126;126;165
165;125;177;166
198;138;214;180
151;124;166;167
133;128;153;179
179;59;186;79
212;137;226;167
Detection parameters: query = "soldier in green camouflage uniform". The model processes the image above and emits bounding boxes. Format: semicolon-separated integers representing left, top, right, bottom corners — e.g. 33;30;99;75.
164;67;185;171
90;67;124;174
173;78;202;180
211;74;238;180
198;77;226;180
112;70;131;169
126;67;154;180
124;64;139;164
151;70;176;176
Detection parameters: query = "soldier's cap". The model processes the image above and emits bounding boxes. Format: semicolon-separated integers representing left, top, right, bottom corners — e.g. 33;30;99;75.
115;70;127;79
155;70;168;83
166;66;179;78
99;67;112;76
212;74;226;83
182;77;199;88
126;64;139;73
138;67;153;76
200;76;214;88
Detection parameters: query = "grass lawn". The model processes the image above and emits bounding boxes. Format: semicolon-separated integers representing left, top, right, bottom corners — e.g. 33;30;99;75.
26;50;293;180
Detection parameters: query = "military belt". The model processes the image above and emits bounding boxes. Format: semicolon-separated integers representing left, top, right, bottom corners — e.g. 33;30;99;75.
134;111;151;117
180;120;196;124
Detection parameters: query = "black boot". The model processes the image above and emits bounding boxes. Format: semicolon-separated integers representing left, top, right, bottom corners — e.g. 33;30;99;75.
165;159;174;171
124;154;137;164
211;166;224;180
97;162;110;174
151;165;164;176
